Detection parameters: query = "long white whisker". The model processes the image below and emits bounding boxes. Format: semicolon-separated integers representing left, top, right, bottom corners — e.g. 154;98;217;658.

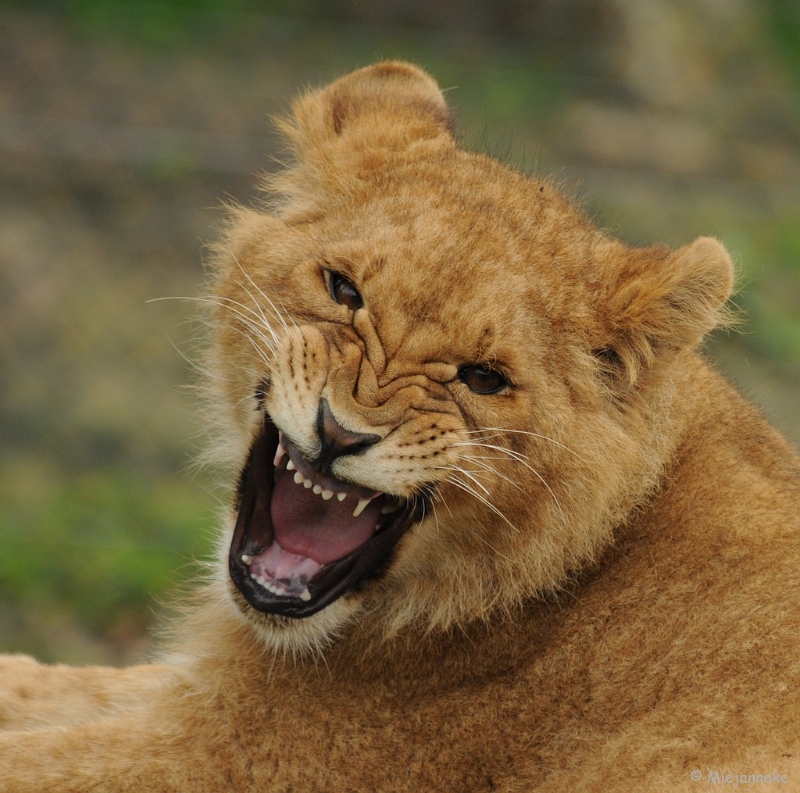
428;497;442;537
193;296;281;359
455;441;566;523
274;293;300;333
222;318;274;370
213;294;282;350
237;281;278;340
443;474;520;536
455;440;534;468
165;294;279;353
231;254;291;336
459;455;524;491
148;293;280;349
458;427;588;463
438;464;494;499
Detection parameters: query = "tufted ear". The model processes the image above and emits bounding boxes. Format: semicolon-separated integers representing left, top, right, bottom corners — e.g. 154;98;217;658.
594;236;735;386
277;61;455;161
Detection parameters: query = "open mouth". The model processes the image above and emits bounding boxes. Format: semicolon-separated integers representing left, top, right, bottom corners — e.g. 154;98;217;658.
228;417;421;618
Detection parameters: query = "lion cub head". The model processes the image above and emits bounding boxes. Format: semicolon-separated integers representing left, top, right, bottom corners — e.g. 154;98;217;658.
209;62;734;653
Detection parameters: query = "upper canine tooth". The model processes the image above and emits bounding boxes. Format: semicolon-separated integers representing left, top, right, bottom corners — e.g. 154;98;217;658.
286;459;296;471
312;485;322;494
336;492;347;502
321;490;333;500
273;444;287;467
294;472;304;485
353;498;371;518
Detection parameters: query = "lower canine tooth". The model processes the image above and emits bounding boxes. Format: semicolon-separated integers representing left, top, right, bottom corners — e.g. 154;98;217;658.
353;498;371;517
241;554;254;564
300;588;311;602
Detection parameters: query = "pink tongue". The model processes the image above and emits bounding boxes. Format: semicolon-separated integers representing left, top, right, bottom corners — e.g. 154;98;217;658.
270;469;382;564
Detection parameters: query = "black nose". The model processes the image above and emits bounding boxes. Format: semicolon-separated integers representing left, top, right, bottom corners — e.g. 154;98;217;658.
315;398;380;471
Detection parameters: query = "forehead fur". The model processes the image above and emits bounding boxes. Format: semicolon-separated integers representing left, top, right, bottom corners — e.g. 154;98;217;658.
273;119;607;366
223;61;733;386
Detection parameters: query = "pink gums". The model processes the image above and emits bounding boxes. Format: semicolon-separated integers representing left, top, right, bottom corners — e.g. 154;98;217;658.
249;541;321;585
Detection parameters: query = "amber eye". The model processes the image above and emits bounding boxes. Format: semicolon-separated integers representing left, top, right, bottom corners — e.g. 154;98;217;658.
326;271;363;311
458;364;508;395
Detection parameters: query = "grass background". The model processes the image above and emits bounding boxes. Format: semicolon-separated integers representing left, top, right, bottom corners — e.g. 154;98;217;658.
1;0;798;664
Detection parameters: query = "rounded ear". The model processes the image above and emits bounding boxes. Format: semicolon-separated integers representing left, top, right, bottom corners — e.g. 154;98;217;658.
595;236;735;386
277;61;455;160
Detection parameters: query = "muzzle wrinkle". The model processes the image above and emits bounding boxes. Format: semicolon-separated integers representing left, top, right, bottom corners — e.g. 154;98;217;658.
310;328;453;437
353;307;387;376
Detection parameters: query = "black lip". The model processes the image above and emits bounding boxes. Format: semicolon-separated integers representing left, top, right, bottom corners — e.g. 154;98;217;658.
228;417;423;619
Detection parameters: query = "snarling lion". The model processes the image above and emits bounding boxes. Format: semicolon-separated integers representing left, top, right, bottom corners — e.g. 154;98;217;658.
1;62;798;792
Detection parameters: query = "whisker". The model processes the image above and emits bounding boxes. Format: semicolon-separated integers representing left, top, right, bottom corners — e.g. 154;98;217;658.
458;427;588;464
213;294;282;351
148;293;281;351
454;441;566;523
437;464;494;500
442;474;520;536
231;254;292;336
219;317;274;371
165;294;279;354
459;455;524;491
194;296;281;360
439;466;520;534
236;281;279;341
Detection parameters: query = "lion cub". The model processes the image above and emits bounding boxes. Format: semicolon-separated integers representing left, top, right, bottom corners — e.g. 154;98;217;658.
1;62;798;793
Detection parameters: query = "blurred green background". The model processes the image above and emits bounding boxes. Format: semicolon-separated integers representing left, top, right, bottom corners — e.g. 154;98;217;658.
1;0;798;664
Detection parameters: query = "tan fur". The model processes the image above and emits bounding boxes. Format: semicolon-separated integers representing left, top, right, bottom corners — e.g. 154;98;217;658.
1;62;798;792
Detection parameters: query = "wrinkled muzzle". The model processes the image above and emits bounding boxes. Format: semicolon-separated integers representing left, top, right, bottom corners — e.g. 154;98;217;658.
228;324;460;618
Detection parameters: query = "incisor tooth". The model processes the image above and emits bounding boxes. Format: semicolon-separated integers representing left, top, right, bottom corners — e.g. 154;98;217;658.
321;490;333;500
294;472;304;485
286;460;296;471
337;492;347;502
313;485;322;495
303;478;313;489
353;498;371;518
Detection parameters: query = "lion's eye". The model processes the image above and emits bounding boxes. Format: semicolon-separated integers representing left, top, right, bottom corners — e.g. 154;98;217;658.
458;364;508;395
327;271;363;311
